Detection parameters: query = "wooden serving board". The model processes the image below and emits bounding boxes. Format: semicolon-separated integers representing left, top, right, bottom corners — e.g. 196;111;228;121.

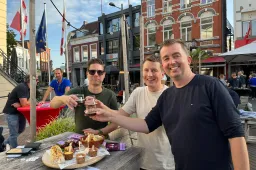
42;152;105;169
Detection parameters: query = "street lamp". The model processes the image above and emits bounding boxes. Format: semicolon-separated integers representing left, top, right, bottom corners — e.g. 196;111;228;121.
109;2;121;9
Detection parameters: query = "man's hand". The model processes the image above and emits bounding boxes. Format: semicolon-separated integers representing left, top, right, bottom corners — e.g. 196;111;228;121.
11;102;21;108
89;108;114;122
83;128;99;135
61;95;79;109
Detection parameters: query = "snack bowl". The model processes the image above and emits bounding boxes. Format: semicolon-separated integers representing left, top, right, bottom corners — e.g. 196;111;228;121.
80;135;104;148
76;153;86;164
88;147;98;157
63;151;73;160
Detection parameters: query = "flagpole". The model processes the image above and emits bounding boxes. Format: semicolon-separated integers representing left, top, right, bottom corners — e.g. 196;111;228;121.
21;0;25;72
64;0;69;79
29;0;37;142
44;3;51;100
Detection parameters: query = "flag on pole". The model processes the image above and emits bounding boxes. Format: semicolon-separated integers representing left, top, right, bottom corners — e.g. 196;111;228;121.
244;21;251;44
36;10;47;53
10;0;27;39
60;1;66;56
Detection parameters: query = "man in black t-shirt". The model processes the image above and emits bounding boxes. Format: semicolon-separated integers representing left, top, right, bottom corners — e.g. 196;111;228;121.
2;75;37;148
89;40;249;170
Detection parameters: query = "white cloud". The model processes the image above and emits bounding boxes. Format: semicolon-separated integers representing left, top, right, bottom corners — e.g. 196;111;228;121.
7;0;141;68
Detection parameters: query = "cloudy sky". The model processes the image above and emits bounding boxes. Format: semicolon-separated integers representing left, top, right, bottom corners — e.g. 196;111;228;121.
7;0;233;68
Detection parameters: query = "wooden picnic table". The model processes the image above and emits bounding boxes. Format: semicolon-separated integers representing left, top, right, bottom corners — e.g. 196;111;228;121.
0;132;143;170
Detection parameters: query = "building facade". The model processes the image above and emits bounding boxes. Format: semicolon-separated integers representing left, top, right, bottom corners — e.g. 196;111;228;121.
230;0;256;76
68;21;99;87
98;5;141;84
233;0;256;48
0;0;7;66
141;0;228;76
15;45;29;74
16;41;51;85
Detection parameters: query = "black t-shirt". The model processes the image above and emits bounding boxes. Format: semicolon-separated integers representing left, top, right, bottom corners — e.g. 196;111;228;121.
145;75;244;170
3;83;30;114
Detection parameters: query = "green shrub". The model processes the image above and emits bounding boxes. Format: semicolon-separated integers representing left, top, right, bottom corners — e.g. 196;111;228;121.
36;117;75;141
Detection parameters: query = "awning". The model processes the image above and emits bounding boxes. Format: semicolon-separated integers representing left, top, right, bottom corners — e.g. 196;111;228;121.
220;40;256;62
202;56;225;63
130;63;140;68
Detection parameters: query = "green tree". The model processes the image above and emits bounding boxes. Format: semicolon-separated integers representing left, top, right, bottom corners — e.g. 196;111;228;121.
7;24;17;57
190;48;209;74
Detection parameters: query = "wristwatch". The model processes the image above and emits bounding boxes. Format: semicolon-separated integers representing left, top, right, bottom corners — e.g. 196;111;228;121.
98;129;104;135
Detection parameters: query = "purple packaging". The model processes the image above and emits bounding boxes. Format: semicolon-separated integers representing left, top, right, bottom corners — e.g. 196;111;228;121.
103;142;126;151
68;134;83;140
57;140;65;146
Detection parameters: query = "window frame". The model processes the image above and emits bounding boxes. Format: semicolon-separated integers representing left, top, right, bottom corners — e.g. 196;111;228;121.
180;21;192;41
73;46;80;63
162;0;172;14
180;0;192;9
147;23;156;46
90;43;97;59
242;20;256;37
133;12;140;27
201;0;213;5
147;0;155;17
81;45;88;62
163;20;173;41
200;16;213;40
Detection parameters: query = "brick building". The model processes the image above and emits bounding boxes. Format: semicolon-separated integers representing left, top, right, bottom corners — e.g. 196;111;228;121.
16;40;51;84
68;21;99;87
141;0;228;76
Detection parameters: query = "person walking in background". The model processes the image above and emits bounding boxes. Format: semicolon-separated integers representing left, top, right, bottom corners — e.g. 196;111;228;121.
249;73;256;100
90;39;249;170
40;68;71;104
50;58;118;136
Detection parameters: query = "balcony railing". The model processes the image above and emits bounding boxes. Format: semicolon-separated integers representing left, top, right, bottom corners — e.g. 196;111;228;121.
0;48;28;84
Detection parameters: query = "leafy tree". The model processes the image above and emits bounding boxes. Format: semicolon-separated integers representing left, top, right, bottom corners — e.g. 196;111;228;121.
7;24;17;57
190;48;209;74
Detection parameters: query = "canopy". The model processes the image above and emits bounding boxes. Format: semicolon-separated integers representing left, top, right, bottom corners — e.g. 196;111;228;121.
220;41;256;63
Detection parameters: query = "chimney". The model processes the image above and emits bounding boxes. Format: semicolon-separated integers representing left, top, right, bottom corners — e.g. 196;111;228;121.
83;21;88;25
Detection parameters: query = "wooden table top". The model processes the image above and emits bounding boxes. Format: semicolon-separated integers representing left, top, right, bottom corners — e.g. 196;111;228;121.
0;132;143;170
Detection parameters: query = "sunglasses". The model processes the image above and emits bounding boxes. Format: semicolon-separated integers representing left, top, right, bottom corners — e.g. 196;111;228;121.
88;70;105;76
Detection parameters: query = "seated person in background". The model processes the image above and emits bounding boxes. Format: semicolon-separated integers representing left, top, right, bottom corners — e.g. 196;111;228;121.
219;74;227;86
50;58;118;136
227;88;241;108
249;73;256;100
228;72;240;88
219;76;240;108
238;71;246;88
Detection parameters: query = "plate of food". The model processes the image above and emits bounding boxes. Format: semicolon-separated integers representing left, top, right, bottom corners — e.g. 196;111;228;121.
42;133;109;169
